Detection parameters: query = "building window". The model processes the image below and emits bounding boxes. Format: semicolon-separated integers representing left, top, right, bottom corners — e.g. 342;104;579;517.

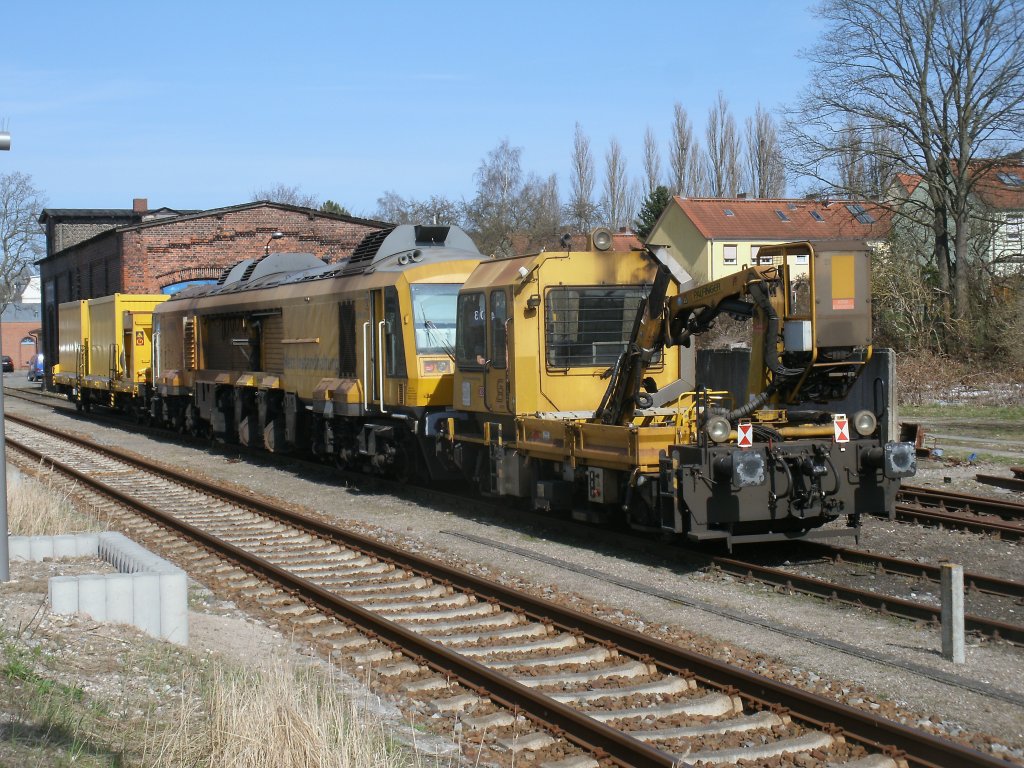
775;209;790;222
1005;214;1022;238
753;245;774;266
723;244;738;265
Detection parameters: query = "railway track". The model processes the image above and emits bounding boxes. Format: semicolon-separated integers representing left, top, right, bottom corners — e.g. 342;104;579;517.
3;412;1010;767
894;481;1024;540
6;386;1023;643
975;468;1024;494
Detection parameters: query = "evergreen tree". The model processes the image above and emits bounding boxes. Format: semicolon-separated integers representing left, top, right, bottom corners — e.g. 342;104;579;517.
319;199;350;216
633;185;672;241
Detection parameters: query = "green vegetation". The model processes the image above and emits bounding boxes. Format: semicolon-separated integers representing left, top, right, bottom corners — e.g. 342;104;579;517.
901;404;1024;422
1;633;120;767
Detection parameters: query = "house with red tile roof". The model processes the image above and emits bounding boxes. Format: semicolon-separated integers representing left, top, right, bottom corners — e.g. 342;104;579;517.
888;160;1024;274
646;196;891;284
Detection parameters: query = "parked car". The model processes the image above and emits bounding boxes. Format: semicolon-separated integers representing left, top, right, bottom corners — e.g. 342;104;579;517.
27;353;44;381
1;355;13;373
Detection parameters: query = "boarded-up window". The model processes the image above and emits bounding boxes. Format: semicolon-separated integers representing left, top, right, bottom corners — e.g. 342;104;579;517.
338;301;357;376
261;315;284;373
202;315;252;371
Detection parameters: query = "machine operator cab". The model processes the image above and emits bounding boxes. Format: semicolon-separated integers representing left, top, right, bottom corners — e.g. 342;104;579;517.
452;231;688;421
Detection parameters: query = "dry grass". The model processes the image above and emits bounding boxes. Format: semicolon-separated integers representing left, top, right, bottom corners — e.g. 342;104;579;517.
6;466;109;536
896;351;1024;407
145;659;425;768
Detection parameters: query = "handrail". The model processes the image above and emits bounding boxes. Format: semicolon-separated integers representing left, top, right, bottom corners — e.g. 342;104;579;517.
362;321;370;412
377;320;388;414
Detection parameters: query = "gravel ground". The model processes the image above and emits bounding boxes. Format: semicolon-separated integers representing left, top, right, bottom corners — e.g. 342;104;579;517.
4;388;1024;761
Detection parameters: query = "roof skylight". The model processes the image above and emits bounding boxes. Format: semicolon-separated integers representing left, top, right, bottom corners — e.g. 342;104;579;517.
775;210;790;221
846;203;876;224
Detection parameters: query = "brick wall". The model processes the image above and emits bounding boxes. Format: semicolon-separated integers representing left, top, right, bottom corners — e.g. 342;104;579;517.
119;206;378;294
1;322;40;369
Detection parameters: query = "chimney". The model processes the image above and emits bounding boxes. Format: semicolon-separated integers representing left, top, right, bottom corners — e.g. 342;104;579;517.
133;198;148;213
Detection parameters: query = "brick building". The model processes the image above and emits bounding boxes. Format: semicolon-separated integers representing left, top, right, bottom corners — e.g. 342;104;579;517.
37;199;388;380
0;303;42;370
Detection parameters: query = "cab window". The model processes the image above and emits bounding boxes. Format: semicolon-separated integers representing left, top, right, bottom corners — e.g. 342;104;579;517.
545;285;651;369
384;287;407;377
455;292;486;368
489;290;508;369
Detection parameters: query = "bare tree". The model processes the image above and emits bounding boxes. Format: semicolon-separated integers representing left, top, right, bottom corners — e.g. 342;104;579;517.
687;142;708;197
786;0;1024;341
601;137;632;230
566;123;600;232
464;139;526;257
519;173;563;251
251;183;320;209
642;126;662;194
375;191;463;226
744;103;786;198
668;103;695;195
0;171;46;310
704;92;743;197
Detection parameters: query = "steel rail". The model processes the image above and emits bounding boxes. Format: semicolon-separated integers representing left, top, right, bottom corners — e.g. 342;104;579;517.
708;554;1023;645
975;473;1024;494
2;413;1009;768
899;484;1024;520
802;542;1024;600
893;502;1024;540
4;429;678;768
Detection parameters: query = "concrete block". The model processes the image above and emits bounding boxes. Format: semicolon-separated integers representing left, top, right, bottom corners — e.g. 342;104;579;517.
105;573;134;625
159;571;189;645
131;573;161;637
75;534;99;557
38;531;188;644
52;535;79;559
77;574;108;621
8;536;30;561
49;576;79;614
29;535;54;561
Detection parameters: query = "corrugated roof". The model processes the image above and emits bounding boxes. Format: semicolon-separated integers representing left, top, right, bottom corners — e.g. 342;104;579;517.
671;197;891;240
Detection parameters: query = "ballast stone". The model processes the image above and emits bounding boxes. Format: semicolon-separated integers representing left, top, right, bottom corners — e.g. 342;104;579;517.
9;531;188;644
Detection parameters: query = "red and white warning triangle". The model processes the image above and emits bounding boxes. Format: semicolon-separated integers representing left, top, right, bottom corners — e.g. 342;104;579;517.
833;414;850;443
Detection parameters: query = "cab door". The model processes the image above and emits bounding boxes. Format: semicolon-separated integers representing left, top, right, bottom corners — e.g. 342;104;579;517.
365;288;387;413
485;289;513;413
365;287;407;413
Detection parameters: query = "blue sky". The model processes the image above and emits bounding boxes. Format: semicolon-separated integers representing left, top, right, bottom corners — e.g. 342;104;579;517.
3;1;822;217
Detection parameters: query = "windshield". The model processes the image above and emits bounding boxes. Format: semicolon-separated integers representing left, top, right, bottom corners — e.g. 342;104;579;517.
410;283;460;356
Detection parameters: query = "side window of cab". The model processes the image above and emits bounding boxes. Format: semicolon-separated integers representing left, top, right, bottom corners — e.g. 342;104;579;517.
455;292;486;368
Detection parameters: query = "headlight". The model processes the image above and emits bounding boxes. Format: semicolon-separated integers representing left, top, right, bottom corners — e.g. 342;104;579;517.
853;410;877;436
705;416;731;443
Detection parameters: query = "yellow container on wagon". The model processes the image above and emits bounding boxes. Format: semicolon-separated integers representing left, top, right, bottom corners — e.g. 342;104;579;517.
55;300;90;387
81;294;168;395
